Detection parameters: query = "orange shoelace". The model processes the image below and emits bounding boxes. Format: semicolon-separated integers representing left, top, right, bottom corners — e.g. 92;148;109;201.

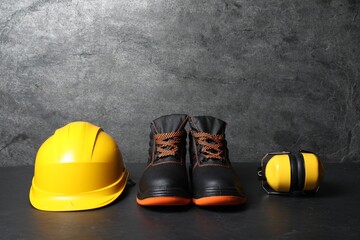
192;132;224;160
154;131;185;158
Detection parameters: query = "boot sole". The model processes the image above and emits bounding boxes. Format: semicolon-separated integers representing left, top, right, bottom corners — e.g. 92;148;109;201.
136;196;191;206
192;196;246;206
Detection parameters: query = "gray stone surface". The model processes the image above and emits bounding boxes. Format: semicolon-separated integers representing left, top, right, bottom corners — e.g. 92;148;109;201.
0;0;359;166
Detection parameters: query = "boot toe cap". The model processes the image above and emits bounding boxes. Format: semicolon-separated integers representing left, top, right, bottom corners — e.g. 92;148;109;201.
192;166;245;198
137;163;190;199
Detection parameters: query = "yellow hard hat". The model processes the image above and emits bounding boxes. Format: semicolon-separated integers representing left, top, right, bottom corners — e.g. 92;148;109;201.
29;121;129;211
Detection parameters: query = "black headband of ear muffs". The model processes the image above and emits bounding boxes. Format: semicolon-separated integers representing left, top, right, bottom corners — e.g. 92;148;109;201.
290;152;305;192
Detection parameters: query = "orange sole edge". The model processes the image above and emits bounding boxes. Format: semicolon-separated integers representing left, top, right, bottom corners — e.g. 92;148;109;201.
136;196;191;206
192;196;246;206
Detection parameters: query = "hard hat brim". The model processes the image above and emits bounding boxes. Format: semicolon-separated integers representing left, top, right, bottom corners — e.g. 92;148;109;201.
29;169;129;211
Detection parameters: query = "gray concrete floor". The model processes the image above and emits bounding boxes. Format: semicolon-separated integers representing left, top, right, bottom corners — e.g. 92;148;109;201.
1;162;359;239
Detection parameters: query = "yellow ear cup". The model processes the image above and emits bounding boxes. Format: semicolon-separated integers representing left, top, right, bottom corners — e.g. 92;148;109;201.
302;152;324;192
264;154;291;193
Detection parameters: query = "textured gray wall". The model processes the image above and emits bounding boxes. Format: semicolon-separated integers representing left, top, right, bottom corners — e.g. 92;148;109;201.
0;0;359;166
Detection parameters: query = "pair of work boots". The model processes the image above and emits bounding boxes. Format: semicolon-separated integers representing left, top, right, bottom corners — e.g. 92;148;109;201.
136;114;246;206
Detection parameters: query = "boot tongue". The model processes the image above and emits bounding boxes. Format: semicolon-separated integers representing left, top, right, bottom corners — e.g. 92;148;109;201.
152;114;188;133
151;114;188;163
190;116;226;135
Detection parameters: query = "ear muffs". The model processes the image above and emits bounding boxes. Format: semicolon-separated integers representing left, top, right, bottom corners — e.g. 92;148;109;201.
258;150;324;195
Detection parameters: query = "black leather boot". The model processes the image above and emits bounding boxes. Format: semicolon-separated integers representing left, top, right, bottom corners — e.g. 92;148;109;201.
189;116;246;206
136;114;191;206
